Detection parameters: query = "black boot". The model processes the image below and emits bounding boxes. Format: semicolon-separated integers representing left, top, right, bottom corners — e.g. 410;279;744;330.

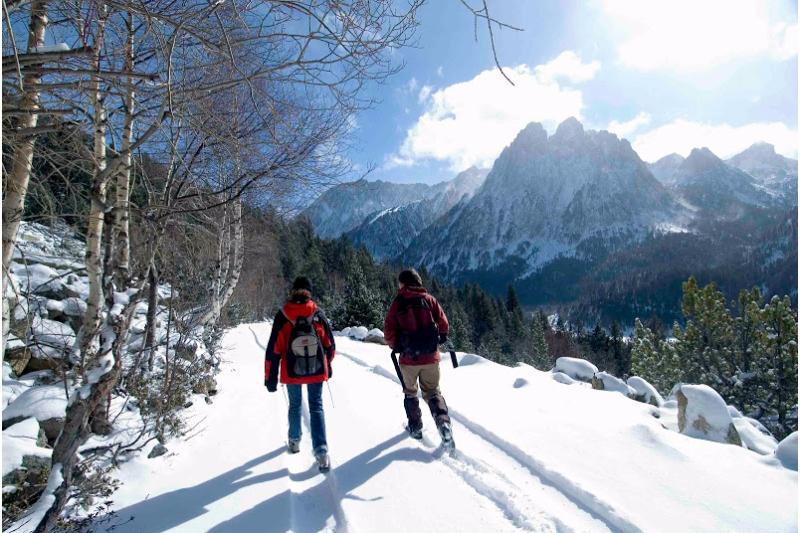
404;397;423;439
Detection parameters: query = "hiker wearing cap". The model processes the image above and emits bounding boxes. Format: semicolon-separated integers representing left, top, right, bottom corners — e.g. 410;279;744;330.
384;269;454;448
264;276;335;472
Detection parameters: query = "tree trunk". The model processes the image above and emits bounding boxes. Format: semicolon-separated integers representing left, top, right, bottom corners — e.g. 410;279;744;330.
78;6;109;363
1;0;48;325
145;262;158;371
197;196;243;326
113;13;135;285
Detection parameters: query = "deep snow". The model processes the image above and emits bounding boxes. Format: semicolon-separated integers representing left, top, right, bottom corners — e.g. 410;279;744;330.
99;322;797;532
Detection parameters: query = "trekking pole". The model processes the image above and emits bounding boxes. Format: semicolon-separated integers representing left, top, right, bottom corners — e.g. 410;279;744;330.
390;351;407;390
326;381;335;408
280;384;289;408
441;341;459;369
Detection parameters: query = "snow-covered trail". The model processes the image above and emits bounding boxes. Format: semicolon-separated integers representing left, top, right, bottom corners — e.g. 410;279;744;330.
102;322;797;532
104;323;603;532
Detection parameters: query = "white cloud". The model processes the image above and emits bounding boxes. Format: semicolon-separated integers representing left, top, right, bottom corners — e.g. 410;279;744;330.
418;85;433;104
630;119;798;161
608;112;651;138
404;77;418;93
436;66;444;77
387;52;600;171
534;51;601;83
601;0;798;71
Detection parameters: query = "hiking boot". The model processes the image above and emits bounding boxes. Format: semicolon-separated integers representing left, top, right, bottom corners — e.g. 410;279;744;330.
287;439;301;454
407;425;423;440
438;422;455;450
315;450;331;473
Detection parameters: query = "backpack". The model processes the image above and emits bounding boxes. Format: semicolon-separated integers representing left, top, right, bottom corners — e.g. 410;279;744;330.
285;312;325;377
396;295;440;356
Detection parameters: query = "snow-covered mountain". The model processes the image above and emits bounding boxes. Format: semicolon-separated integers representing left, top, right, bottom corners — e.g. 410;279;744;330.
345;167;488;260
670;147;774;215
727;142;798;203
648;153;685;185
404;118;685;285
303;168;487;240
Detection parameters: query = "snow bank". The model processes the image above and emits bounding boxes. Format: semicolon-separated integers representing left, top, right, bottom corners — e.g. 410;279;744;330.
2;418;50;477
627;376;664;406
3;384;68;423
554;357;597;381
676;384;741;445
733;417;779;455
775;432;798;470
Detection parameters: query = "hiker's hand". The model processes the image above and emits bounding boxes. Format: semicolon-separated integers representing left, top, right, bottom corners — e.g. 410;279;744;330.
438;333;448;345
327;361;333;379
265;377;277;392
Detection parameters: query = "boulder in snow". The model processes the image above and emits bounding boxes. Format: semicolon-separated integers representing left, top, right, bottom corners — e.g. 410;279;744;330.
3;384;68;441
627;376;664;407
591;371;635;396
4;336;31;376
2;418;51;480
364;328;387;345
733;417;778;455
30;316;75;350
348;326;369;341
148;443;168;459
554;357;597;382
551;371;576;385
774;432;798;470
676;384;741;446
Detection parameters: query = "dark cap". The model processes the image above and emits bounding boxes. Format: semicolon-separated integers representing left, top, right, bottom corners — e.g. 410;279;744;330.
292;276;313;294
398;269;423;287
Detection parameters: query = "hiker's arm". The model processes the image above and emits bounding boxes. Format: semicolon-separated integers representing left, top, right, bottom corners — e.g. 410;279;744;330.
383;298;400;350
264;312;286;391
318;310;336;362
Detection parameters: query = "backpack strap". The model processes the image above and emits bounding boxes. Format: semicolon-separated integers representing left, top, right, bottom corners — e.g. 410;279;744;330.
280;309;295;326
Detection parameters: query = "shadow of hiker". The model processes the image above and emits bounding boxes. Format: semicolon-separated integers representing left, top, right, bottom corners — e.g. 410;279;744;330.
209;432;433;532
105;433;432;532
103;446;287;532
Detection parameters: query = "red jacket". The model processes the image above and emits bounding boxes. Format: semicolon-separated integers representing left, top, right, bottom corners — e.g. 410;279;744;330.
264;298;335;388
384;286;449;366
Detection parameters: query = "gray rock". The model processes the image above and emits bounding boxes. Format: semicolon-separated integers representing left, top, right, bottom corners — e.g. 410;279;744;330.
5;343;31;376
39;417;64;443
364;334;387;345
677;385;742;446
148;443;168;459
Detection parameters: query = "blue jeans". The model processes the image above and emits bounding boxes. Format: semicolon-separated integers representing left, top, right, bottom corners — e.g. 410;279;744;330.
287;383;327;454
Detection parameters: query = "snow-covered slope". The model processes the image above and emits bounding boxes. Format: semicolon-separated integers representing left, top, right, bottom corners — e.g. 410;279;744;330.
102;322;797;532
346;167;488;260
648;153;685;185
727;142;798;204
303;168;487;241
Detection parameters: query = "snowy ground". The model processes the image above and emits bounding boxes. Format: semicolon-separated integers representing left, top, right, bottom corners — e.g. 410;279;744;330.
101;322;797;533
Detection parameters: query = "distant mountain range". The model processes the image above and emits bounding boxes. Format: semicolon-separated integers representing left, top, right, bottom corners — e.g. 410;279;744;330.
303;118;797;324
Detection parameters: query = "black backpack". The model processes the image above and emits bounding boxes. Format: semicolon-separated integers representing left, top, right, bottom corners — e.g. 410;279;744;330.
286;313;325;377
396;295;440;356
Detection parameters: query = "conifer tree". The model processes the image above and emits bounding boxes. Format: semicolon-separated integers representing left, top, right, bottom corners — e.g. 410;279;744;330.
530;312;550;370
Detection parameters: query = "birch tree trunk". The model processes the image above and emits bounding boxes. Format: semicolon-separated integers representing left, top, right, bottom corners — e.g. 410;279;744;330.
79;5;110;363
1;0;48;306
145;262;158;371
113;12;135;285
197;196;243;326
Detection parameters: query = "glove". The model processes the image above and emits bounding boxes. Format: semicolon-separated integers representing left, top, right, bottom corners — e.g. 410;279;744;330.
327;361;333;379
265;377;277;393
438;333;448;345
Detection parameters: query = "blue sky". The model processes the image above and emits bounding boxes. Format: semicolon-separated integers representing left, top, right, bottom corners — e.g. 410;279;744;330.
346;0;798;185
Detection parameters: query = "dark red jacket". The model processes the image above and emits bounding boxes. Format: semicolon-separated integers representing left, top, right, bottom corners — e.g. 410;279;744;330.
384;286;449;366
264;298;335;388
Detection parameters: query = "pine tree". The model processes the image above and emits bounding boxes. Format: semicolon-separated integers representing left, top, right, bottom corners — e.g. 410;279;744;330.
631;318;682;393
331;261;383;329
530;312;550;370
752;295;798;437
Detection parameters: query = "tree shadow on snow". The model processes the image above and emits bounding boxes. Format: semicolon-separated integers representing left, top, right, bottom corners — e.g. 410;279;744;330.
105;433;431;532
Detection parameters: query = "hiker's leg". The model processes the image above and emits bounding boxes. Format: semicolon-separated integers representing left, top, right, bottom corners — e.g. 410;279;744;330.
307;382;327;454
420;363;450;427
287;384;302;443
400;364;423;431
